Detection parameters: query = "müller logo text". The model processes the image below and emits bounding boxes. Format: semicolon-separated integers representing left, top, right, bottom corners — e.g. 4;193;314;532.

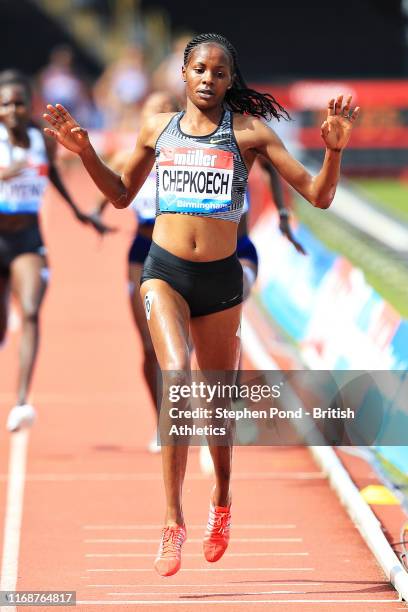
174;150;218;167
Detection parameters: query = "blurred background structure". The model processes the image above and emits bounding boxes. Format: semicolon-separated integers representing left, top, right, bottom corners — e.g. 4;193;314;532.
1;0;408;166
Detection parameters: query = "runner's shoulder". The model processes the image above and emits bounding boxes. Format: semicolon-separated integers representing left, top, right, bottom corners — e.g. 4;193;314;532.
233;113;275;132
232;113;277;147
142;112;179;146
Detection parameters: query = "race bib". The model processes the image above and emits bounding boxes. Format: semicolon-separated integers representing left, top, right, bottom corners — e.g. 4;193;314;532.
158;147;233;214
0;164;48;214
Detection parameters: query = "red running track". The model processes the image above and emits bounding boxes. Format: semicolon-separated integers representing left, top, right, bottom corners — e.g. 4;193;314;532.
0;163;405;611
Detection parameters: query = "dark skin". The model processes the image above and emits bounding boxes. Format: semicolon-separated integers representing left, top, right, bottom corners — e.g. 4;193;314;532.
44;43;359;527
94;157;303;409
95;152;305;307
0;82;110;407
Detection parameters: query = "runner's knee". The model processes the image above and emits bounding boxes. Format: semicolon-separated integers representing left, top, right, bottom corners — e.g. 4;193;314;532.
21;302;40;324
162;368;190;389
163;364;190;379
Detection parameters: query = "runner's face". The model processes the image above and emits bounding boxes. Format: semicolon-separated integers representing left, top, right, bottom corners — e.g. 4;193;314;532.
183;44;233;110
0;84;31;130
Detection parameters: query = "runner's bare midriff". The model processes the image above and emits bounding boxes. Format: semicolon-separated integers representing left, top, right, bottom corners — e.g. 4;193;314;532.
153;214;237;261
0;213;38;232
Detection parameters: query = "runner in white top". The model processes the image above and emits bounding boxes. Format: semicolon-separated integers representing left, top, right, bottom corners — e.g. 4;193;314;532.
0;70;110;432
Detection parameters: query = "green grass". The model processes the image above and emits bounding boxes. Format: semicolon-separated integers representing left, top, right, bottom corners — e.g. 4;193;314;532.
372;450;408;497
350;178;408;223
295;197;408;318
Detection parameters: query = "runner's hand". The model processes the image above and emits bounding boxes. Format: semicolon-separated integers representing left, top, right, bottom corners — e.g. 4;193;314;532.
74;208;115;235
87;210;117;235
43;104;91;154
74;209;89;225
321;95;360;152
279;217;307;255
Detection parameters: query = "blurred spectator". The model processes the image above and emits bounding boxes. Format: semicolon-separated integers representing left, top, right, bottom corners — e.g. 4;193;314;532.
151;34;193;107
93;44;150;130
72;0;112;25
38;44;100;127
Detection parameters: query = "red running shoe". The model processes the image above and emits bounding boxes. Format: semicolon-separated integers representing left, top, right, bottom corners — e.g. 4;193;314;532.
154;525;186;577
203;494;231;563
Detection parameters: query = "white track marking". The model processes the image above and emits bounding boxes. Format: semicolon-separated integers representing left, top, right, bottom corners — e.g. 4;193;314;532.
85;568;315;573
83;524;297;530
0;430;29;612
84;582;325;588
0;392;150;404
85;552;309;558
84;538;302;544
76;599;399;605
0;472;324;482
106;590;304;596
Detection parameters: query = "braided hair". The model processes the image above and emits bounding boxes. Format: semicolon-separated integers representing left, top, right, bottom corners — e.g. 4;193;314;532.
183;33;289;121
0;69;32;100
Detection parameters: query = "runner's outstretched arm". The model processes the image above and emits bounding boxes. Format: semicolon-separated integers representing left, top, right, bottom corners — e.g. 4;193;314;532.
243;95;360;209
44;135;114;234
43;103;160;209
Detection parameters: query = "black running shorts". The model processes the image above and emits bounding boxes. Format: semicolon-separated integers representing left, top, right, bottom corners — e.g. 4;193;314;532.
0;219;46;278
141;241;243;317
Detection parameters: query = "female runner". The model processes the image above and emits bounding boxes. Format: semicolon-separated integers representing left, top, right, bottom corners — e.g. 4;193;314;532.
43;32;359;577
0;70;108;432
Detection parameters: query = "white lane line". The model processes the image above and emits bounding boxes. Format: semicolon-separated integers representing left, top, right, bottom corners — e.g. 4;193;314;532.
0;430;29;612
106;590;304;596
84;538;302;544
86;568;315;573
76;599;399;605
85;552;309;558
85;582;325;587
329;182;408;251
0;472;324;482
0;392;150;404
83;524;297;530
